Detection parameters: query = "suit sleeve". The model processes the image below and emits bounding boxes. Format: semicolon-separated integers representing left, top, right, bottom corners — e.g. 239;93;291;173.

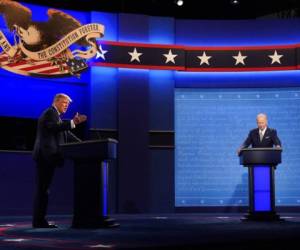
241;131;252;149
272;129;282;147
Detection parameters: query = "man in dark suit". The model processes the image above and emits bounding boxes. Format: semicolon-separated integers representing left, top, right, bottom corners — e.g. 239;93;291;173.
238;113;281;153
32;93;87;228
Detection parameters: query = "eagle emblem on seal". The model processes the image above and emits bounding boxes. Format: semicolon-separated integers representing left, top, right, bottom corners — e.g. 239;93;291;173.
0;0;104;77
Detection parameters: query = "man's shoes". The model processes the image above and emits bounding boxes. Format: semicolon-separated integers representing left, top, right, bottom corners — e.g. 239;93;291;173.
32;221;58;228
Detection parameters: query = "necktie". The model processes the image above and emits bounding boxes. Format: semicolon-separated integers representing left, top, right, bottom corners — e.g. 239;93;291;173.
58;116;62;124
259;130;263;141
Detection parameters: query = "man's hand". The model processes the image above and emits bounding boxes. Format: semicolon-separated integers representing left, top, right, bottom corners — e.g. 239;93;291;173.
237;147;243;156
73;112;87;125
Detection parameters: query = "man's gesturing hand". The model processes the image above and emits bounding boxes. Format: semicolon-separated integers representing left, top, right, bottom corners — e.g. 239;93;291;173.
73;112;87;125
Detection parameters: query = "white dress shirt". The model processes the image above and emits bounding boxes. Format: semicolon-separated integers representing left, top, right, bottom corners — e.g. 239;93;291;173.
259;127;267;141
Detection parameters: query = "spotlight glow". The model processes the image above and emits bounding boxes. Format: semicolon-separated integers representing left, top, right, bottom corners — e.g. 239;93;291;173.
176;0;184;6
231;0;239;5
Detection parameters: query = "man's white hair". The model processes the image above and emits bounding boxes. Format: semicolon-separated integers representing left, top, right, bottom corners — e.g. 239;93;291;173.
256;113;267;120
52;93;72;104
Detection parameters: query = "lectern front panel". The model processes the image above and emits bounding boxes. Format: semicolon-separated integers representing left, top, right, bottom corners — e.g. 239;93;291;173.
253;166;271;211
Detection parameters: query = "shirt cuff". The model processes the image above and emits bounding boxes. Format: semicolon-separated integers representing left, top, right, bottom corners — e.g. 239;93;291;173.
71;120;76;129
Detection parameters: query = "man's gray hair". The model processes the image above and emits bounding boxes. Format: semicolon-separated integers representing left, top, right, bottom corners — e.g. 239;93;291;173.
53;93;72;103
256;113;267;120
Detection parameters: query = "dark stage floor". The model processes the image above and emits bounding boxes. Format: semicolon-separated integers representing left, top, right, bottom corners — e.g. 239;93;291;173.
0;213;299;249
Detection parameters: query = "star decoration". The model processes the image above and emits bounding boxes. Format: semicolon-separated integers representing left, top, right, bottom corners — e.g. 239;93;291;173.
233;51;247;65
268;50;283;64
163;49;178;64
96;45;108;60
128;48;143;62
197;51;212;65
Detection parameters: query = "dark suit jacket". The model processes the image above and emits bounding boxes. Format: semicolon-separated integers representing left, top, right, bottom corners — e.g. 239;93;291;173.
32;106;74;166
241;127;281;148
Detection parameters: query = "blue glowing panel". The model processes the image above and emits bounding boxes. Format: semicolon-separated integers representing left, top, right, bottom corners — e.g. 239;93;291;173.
118;13;149;43
176;19;300;46
91;11;118;41
0;75;88;119
253;166;271;211
149;70;174;130
149;16;175;44
102;161;108;216
21;2;90;24
175;88;300;206
90;66;118;128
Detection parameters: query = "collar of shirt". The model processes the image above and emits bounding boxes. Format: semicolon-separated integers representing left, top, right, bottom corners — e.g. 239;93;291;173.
259;127;267;136
52;105;61;116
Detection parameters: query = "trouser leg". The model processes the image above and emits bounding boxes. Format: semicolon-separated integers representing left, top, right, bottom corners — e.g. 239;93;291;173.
33;161;55;224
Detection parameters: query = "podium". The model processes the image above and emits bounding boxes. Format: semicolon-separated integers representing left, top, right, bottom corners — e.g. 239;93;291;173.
239;148;282;221
61;139;118;228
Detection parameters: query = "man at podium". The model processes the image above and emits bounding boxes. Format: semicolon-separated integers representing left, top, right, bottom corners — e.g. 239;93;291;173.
32;93;87;228
237;114;283;220
238;113;281;152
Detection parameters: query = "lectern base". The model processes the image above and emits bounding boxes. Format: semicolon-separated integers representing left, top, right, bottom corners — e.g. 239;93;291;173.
242;212;284;221
72;216;120;228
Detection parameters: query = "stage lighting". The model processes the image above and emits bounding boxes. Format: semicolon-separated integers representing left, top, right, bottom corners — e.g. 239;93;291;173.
176;0;184;7
230;0;240;5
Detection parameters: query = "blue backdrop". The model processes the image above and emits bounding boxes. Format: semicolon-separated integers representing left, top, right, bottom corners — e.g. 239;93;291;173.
175;88;300;206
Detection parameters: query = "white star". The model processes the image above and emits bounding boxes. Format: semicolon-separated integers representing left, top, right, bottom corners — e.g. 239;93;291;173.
197;51;212;65
96;45;108;60
233;51;247;65
268;50;283;64
163;49;178;64
128;48;143;62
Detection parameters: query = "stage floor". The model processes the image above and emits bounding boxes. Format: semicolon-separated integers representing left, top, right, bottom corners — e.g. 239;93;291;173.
0;213;299;249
